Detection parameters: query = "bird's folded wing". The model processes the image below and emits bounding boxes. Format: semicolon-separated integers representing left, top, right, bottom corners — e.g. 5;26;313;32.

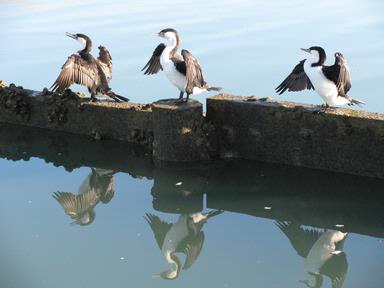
336;63;352;97
320;251;348;288
181;49;205;94
176;231;205;270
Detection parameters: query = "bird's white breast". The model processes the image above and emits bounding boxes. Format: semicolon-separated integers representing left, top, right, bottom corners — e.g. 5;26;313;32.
162;215;189;254
304;61;349;106
303;230;347;273
160;48;187;93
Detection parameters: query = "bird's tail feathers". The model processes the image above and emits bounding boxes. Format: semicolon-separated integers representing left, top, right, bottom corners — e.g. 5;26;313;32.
106;90;129;102
205;210;224;219
347;95;365;106
206;85;223;92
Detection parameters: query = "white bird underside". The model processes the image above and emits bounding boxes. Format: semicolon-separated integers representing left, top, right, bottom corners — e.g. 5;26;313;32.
162;215;189;254
160;48;206;95
304;230;347;273
304;62;350;106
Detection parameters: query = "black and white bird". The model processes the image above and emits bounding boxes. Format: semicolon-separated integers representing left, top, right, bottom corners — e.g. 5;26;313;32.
53;168;115;225
276;46;364;109
142;28;222;102
276;221;348;288
50;33;128;102
145;210;223;280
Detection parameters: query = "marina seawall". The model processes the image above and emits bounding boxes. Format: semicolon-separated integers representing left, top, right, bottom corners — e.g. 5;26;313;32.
1;83;384;179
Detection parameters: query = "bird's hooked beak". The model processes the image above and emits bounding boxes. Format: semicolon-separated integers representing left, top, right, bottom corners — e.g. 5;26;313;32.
66;32;77;40
301;48;311;54
153;32;165;38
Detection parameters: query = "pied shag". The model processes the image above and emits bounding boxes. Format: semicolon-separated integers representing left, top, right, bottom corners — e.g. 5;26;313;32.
276;221;348;288
145;210;223;280
142;28;222;102
276;46;363;110
50;33;128;102
53;168;115;225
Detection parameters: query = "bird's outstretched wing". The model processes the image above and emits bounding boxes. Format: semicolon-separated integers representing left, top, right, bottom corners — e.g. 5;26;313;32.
322;56;352;97
276;60;314;94
176;231;205;270
320;251;348;288
142;43;166;75
275;221;323;258
97;46;113;81
144;213;172;249
181;49;206;94
50;54;100;92
52;190;99;218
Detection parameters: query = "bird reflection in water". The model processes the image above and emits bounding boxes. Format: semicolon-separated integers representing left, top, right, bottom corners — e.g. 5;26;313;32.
145;210;223;280
276;221;348;288
53;168;115;225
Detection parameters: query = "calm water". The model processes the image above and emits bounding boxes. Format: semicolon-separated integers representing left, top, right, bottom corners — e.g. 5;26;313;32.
0;124;384;288
1;1;384;287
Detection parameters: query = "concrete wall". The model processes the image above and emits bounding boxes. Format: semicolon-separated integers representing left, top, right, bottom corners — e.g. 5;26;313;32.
0;84;153;146
2;84;384;178
207;94;384;178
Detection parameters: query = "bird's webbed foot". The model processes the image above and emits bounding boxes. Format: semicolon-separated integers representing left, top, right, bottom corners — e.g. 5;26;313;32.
315;104;330;114
90;93;98;102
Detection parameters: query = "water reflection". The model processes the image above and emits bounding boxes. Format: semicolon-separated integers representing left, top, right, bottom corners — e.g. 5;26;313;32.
276;222;348;288
53;168;115;225
0;124;383;287
145;210;222;280
1;123;384;236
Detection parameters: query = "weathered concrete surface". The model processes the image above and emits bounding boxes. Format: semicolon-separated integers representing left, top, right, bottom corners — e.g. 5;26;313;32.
207;94;384;178
0;84;153;147
152;99;210;162
2;83;384;178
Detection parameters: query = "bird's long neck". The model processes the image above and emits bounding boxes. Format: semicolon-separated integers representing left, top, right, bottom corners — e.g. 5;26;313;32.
163;252;180;279
80;38;92;54
166;34;179;57
308;50;326;67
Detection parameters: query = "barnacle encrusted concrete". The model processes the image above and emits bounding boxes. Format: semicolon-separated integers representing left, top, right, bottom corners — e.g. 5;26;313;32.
1;83;384;178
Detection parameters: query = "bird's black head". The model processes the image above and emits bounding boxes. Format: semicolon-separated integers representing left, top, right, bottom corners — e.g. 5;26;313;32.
159;253;182;280
301;46;326;66
158;28;178;37
156;28;179;49
66;32;92;53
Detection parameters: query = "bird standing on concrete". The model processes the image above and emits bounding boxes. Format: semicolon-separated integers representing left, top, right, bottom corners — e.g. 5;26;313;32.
142;28;222;102
50;33;128;102
145;210;223;280
276;46;363;110
276;221;348;288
